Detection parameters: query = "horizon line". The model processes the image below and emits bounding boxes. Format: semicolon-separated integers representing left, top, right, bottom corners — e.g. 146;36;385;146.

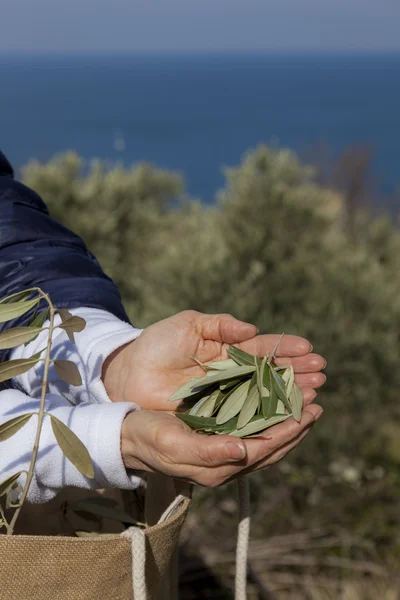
3;48;400;59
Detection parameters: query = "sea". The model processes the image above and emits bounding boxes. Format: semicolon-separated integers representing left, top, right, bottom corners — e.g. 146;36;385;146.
1;53;400;209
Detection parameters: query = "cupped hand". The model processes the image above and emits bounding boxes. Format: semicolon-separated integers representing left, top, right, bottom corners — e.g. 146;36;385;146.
103;310;326;411
121;403;323;487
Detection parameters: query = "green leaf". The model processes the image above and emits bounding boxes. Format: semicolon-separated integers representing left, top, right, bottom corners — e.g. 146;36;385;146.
169;366;255;401
257;356;267;396
237;373;259;429
227;346;256;367
271;368;292;412
0;471;23;496
50;415;94;478
276;399;285;413
262;362;271;390
0;413;33;442
282;366;295;398
0;291;33;304
220;378;242;391
204;358;238;371
196;389;222;418
0;297;40;324
194;366;255;388
0;357;40;383
71;500;139;525
54;360;83;386
230;413;291;438
262;383;278;420
29;309;49;328
289;383;304;422
216;379;252;425
189;392;214;416
176;412;238;433
0;326;44;350
169;378;205;402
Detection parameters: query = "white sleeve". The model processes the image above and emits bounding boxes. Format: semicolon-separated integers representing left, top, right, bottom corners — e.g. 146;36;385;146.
4;308;144;503
10;307;143;407
0;390;141;503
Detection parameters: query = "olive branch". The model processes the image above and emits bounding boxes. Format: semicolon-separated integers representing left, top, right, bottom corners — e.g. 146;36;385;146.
0;288;92;535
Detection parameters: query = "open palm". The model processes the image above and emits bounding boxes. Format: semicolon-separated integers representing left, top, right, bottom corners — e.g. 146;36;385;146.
103;310;326;411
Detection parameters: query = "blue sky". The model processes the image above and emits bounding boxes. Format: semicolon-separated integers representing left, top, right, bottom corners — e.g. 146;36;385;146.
2;0;400;54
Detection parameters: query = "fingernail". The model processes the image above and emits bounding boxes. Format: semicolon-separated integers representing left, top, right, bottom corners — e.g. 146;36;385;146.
310;344;314;352
314;408;323;421
256;328;260;334
323;360;328;369
225;442;246;461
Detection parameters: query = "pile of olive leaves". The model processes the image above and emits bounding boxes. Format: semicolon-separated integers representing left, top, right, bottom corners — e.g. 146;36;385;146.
170;344;303;438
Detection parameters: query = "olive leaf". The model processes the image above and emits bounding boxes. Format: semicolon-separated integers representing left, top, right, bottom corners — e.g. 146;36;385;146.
270;368;292;412
204;358;238;371
194;366;255;388
257;356;267;396
71;499;140;526
54;360;83;386
230;413;291;438
262;385;278;420
216;379;252;425
58;315;86;344
0;326;43;350
0;357;41;383
220;378;242;391
0;290;32;304
282;366;295;398
189;392;215;416
25;310;49;346
0;471;23;497
237;373;259;429
169;366;255;401
289;383;304;422
50;415;94;478
227;346;256;367
0;413;33;442
29;309;49;328
196;389;223;418
176;413;238;433
0;297;40;324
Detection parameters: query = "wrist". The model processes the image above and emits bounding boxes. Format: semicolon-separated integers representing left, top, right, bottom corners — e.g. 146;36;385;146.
102;341;132;402
121;411;149;472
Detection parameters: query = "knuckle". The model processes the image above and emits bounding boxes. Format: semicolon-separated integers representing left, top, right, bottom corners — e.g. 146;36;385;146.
155;429;178;463
197;445;217;467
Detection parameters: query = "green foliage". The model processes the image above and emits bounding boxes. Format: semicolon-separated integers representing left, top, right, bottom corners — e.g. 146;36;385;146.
22;148;400;562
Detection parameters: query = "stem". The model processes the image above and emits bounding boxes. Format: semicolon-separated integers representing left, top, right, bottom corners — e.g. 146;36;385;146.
8;289;55;534
0;503;11;535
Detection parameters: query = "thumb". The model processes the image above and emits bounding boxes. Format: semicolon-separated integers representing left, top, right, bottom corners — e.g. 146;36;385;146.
182;431;247;467
198;313;258;344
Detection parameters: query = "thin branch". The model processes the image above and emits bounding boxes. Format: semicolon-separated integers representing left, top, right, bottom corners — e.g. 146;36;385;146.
8;288;55;534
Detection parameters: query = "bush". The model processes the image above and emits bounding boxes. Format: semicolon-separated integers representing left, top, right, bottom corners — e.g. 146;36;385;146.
22;147;400;590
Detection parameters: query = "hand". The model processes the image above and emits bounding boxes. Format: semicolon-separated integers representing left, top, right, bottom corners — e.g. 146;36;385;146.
121;404;323;487
103;310;326;411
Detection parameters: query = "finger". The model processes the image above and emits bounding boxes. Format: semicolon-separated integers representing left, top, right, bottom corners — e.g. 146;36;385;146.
303;387;318;405
194;408;322;486
295;372;326;389
243;426;313;475
243;406;321;462
159;423;248;468
236;334;312;359
274;353;327;373
198;313;258;344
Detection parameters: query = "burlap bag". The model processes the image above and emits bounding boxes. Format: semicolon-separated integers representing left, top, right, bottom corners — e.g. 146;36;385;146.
0;475;191;600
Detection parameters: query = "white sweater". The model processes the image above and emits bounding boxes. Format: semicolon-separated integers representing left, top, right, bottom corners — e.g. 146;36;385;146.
0;308;143;503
